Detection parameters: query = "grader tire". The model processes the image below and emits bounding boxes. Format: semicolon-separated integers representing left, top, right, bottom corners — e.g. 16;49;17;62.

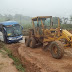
29;37;36;48
50;41;64;59
25;37;30;47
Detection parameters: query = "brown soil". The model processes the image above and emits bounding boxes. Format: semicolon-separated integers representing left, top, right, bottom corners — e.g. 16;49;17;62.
0;50;18;72
6;42;72;72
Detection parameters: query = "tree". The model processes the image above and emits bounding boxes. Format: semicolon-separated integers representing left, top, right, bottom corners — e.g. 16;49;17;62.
4;14;13;21
70;15;72;24
62;17;68;24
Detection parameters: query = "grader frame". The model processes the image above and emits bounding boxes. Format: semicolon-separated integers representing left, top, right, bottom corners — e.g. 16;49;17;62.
25;16;72;59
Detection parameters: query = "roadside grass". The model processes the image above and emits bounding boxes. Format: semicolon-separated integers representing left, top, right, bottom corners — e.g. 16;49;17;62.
0;42;25;72
53;24;72;30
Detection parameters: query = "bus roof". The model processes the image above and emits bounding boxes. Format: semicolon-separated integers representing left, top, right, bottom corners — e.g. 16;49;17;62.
0;21;18;26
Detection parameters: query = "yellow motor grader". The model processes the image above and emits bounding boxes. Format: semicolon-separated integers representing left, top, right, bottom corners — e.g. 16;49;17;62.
25;16;72;59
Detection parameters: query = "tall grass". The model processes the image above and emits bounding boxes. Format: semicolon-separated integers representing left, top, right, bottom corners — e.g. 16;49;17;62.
53;24;72;30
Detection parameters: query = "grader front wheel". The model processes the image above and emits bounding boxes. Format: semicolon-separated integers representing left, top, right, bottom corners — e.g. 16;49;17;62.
50;41;64;59
25;37;30;47
29;37;36;48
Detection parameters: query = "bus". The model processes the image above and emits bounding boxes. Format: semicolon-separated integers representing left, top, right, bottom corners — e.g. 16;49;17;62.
0;21;23;43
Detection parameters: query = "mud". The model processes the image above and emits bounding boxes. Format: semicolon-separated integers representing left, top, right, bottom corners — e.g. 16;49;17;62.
6;42;72;72
0;50;18;72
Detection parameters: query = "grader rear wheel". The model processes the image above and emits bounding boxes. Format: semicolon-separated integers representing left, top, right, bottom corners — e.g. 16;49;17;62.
50;41;64;59
25;37;30;47
29;37;36;48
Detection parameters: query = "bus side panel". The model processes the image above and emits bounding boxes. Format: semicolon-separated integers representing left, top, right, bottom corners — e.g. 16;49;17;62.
0;32;4;41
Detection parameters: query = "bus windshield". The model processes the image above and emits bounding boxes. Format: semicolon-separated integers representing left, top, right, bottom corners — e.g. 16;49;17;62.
6;24;22;37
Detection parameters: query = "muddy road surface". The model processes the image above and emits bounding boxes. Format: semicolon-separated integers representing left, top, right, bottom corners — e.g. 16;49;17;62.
6;37;72;72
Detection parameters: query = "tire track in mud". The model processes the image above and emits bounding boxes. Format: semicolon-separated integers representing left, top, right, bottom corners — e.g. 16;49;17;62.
7;43;72;72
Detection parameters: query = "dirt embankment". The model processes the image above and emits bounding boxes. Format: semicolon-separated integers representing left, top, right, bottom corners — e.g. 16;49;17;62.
0;50;18;72
6;42;72;72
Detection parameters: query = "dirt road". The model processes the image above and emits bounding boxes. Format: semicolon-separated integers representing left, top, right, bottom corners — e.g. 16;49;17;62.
7;40;72;72
0;50;18;72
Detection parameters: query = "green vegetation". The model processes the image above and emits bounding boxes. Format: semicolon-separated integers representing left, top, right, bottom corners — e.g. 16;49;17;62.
0;14;72;33
0;42;25;72
22;24;32;30
22;23;72;30
53;24;72;30
0;14;31;25
9;54;25;72
22;23;72;36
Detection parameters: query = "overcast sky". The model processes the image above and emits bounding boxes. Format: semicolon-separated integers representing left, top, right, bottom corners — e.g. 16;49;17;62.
0;0;72;17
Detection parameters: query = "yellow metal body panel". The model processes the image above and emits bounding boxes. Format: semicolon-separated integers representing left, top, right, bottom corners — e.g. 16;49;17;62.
32;16;52;21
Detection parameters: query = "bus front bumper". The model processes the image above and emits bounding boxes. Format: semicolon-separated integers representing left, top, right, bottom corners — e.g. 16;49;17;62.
7;35;23;43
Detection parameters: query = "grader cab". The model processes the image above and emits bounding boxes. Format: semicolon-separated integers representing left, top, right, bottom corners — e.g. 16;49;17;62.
25;16;72;59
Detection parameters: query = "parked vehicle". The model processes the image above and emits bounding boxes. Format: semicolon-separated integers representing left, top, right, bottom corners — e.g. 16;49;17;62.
0;21;23;43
